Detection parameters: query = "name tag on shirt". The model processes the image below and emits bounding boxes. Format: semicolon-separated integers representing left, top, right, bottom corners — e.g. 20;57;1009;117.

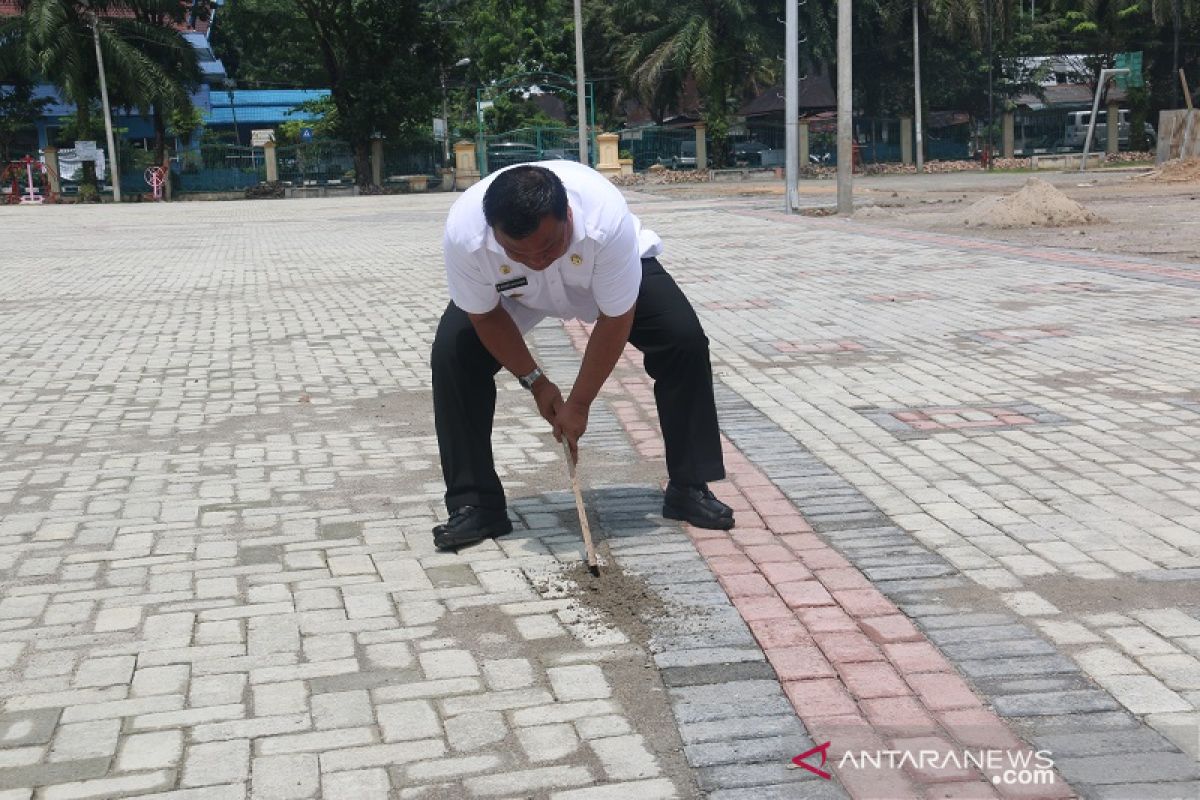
496;277;528;292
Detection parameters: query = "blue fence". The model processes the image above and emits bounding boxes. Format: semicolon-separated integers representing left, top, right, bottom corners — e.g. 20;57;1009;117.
175;144;265;192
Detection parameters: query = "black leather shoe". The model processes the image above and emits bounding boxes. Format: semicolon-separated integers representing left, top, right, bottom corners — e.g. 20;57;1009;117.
433;506;513;550
663;483;735;530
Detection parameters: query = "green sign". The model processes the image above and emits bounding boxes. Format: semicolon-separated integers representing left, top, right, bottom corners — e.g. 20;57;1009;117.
1113;52;1144;89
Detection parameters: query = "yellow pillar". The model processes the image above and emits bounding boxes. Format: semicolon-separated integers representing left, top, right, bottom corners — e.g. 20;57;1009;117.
264;140;279;183
596;132;620;177
1003;111;1015;159
454;140;480;190
44;147;62;196
695;124;707;171
900;116;913;165
799;122;809;166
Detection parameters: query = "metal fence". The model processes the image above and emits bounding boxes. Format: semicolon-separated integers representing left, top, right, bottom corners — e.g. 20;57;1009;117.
275;141;355;185
174;144;266;192
477;127;593;177
614;118;974;172
618;127;697;171
382;140;441;179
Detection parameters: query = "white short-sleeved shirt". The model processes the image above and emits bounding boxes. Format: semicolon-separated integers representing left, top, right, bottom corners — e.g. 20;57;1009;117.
443;160;663;333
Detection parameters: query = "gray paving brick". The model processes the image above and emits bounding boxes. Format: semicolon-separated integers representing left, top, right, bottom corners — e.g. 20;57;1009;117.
678;715;807;745
1056;752;1200;784
991;690;1122;716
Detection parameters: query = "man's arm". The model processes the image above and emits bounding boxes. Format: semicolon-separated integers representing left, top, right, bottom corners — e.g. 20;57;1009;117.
554;306;635;460
468;304;564;425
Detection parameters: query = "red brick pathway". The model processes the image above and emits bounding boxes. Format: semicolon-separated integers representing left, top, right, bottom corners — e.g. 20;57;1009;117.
563;320;1076;800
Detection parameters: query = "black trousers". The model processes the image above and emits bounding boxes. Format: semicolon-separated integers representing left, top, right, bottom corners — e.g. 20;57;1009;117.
432;258;726;512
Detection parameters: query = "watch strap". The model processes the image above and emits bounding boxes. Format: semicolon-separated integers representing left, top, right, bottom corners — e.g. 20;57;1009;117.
518;366;543;391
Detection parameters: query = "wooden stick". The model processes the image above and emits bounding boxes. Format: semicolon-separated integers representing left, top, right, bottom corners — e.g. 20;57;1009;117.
1181;69;1194;112
562;440;599;574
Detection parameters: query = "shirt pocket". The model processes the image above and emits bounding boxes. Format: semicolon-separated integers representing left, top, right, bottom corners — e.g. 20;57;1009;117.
560;240;596;290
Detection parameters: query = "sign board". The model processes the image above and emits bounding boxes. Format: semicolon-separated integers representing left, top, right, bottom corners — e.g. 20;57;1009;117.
74;140;99;160
433;118;447;141
1114;52;1144;89
300;127;313;143
251;129;276;146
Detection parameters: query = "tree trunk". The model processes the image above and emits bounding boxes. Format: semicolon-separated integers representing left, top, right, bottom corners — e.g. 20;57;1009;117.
76;108;99;199
1173;0;1182;108
354;140;373;189
153;106;167;167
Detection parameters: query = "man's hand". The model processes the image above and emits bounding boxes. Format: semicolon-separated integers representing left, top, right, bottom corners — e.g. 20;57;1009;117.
553;398;589;463
531;378;564;427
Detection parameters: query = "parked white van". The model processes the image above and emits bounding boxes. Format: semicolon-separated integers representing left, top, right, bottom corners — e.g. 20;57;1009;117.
1063;109;1156;148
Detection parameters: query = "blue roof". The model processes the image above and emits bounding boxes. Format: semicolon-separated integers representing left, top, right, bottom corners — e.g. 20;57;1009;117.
208;89;330;108
204;89;330;125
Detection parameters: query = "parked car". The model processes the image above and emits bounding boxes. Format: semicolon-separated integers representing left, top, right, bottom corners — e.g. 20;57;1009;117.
731;139;769;167
486;142;540;170
1063;109;1156;149
540;148;580;162
668;140;697;170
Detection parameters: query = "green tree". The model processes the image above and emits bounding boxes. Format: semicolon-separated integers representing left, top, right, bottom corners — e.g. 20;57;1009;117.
16;0;200;194
293;0;440;187
209;0;326;88
125;0;202;166
623;0;781;165
0;82;49;161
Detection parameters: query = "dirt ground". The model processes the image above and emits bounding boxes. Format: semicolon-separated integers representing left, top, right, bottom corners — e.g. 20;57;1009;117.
637;163;1200;263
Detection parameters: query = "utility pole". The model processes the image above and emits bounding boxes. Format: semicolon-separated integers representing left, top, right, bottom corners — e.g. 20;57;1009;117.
836;0;852;214
90;13;121;202
441;58;471;167
784;0;799;211
913;0;923;171
572;0;588;164
986;0;994;170
441;69;451;166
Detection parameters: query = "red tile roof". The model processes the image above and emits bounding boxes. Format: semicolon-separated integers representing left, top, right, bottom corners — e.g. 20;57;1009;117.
0;0;209;34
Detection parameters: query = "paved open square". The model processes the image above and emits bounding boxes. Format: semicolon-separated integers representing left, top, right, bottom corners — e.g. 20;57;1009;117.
1;186;1198;799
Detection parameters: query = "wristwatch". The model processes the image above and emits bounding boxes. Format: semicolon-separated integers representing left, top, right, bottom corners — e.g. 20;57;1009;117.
518;366;544;391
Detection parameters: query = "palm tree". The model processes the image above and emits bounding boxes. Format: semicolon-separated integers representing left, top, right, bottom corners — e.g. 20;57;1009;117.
623;0;779;165
1149;0;1198;106
126;0;201;167
18;0;198;194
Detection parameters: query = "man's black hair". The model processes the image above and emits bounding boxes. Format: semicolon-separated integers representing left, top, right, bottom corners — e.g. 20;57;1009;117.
482;165;568;240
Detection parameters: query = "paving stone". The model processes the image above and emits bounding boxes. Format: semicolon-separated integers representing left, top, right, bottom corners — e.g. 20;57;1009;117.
1034;728;1181;757
574;715;633;741
319;739;445;772
395;755;497;786
463;765;594;796
181;740;250;787
991;690;1121;717
38;771;174;799
320;768;391;800
549;778;679;799
1054;752;1200;785
517;723;579;762
547;665;611;701
13;180;1200;800
445;711;508;751
48;720;120;762
1090;674;1193;714
378;700;441;742
0;709;60;747
312;690;374;729
251;753;320;799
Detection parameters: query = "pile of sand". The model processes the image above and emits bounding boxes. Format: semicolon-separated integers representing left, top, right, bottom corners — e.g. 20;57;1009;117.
1137;158;1200;182
955;177;1104;228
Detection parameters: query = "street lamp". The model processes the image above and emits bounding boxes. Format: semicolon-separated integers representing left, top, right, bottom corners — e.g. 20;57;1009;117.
441;57;471;165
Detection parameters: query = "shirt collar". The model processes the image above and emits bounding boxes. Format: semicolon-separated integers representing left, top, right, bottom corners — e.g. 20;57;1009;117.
482;197;584;257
